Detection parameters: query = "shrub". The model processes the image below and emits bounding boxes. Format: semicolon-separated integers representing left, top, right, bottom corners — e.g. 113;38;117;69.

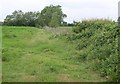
68;19;119;82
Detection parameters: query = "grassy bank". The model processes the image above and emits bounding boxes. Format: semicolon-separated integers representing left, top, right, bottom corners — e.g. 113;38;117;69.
2;26;107;82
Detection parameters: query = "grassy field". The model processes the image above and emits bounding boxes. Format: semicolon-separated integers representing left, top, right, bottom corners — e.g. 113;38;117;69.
2;26;107;82
0;26;2;83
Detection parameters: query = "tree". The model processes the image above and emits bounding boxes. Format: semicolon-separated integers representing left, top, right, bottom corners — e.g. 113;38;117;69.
118;17;120;23
23;11;39;26
38;5;67;27
49;12;59;27
3;5;67;27
12;10;24;26
4;10;40;26
4;10;24;26
0;21;3;26
4;15;14;26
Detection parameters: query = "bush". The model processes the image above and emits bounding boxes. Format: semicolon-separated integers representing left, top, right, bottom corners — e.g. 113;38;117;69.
35;24;42;29
68;19;119;82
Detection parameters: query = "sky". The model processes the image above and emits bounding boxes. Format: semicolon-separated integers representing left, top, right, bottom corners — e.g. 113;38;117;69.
0;0;119;23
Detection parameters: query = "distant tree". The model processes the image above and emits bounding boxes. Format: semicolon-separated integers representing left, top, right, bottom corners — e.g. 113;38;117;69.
49;12;59;27
12;10;24;26
38;5;67;27
118;17;120;23
4;10;40;26
3;5;67;27
61;21;67;26
4;10;24;26
23;11;39;26
0;21;3;26
67;23;74;26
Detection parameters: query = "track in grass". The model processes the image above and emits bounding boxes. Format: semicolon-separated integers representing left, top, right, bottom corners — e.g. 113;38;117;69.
2;26;107;82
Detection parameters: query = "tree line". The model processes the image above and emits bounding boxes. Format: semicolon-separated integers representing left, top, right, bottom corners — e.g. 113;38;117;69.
3;5;67;27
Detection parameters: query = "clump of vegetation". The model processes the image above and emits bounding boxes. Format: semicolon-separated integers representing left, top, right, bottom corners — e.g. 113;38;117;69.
3;10;39;27
3;5;67;28
68;19;119;82
38;5;67;27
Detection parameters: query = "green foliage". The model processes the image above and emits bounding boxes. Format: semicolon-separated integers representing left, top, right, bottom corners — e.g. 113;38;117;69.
68;19;119;82
4;10;39;26
49;12;59;27
38;5;67;27
0;22;3;26
3;5;67;28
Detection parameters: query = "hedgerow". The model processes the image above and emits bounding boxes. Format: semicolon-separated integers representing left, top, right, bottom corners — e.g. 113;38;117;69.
68;19;119;82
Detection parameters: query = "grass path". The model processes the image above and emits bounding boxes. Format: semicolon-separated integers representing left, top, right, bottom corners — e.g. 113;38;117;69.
2;27;107;82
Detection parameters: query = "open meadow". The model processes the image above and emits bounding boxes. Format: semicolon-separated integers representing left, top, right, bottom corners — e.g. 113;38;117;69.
0;0;119;82
2;26;109;82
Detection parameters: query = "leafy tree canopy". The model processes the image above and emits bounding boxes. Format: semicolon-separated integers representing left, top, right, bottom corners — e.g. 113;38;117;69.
3;5;67;27
37;5;67;27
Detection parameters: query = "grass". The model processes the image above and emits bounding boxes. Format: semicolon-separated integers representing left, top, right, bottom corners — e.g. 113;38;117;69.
2;26;107;82
0;26;2;83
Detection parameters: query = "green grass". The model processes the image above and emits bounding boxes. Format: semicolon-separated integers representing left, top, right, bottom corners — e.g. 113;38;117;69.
2;26;107;82
0;26;2;83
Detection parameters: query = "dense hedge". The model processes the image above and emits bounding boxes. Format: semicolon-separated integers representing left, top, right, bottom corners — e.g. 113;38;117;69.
68;19;119;82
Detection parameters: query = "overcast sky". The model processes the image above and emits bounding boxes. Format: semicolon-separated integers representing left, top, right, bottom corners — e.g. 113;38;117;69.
0;0;119;23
